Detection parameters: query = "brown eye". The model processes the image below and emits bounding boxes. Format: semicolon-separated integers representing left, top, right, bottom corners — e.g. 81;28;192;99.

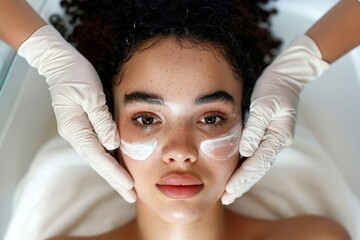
136;115;156;125
204;116;217;124
201;114;224;125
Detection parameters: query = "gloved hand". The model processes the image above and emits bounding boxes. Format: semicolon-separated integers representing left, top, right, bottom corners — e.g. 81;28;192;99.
18;25;136;203
222;35;330;205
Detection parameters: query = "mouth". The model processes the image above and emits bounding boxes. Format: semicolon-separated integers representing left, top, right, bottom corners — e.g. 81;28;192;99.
156;173;204;199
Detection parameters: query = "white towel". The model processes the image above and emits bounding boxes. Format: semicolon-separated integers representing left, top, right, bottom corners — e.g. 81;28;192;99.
4;123;360;239
4;137;134;240
229;124;360;238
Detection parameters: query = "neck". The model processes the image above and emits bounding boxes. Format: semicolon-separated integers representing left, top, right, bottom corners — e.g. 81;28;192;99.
134;200;228;240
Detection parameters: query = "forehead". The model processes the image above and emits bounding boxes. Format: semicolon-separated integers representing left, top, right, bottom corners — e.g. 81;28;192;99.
115;37;242;104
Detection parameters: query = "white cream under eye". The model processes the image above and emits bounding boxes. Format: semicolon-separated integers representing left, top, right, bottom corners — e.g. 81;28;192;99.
120;138;158;161
200;123;242;161
120;123;241;162
122;103;240;161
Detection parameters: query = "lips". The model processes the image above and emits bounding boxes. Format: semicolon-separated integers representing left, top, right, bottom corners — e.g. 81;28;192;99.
156;173;204;199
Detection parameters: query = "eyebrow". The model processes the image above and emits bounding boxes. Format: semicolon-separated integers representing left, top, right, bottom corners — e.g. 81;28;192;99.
123;90;234;106
194;90;235;105
123;91;165;105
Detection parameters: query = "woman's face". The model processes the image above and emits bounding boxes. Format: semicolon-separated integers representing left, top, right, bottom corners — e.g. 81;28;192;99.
114;37;242;223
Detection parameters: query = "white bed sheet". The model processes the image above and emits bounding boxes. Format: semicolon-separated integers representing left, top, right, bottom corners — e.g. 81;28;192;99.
4;121;360;240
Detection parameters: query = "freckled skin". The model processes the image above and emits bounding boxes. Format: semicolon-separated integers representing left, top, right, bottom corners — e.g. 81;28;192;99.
113;37;242;226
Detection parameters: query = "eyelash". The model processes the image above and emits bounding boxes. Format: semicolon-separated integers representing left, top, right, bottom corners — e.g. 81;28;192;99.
199;112;227;128
131;112;228;130
131;112;161;130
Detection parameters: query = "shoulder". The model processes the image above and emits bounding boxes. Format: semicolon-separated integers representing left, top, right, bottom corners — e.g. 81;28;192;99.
266;215;351;240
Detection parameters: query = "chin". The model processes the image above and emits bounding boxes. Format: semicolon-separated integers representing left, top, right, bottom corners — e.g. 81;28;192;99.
156;199;214;224
160;207;202;224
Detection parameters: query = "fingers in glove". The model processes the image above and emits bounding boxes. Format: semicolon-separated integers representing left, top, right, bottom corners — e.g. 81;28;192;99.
239;104;273;157
57;111;135;202
263;110;296;149
224;125;291;201
225;150;272;195
81;92;120;150
116;186;137;204
89;152;134;191
221;185;252;205
91;158;136;203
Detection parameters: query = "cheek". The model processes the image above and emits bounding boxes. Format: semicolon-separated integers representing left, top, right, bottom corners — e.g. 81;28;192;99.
217;155;239;182
119;153;152;196
119;150;161;181
201;154;239;204
118;151;142;178
205;152;239;186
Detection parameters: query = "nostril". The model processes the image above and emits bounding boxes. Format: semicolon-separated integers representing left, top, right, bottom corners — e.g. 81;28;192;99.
184;158;193;163
166;157;194;164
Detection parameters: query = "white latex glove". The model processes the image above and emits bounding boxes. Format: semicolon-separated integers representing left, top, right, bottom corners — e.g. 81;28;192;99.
222;35;330;205
18;25;136;203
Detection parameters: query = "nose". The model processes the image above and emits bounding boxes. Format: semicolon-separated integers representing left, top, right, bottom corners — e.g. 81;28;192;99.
161;127;198;165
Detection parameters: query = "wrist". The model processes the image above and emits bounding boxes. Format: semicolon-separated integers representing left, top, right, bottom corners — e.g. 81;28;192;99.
259;35;329;88
250;34;330;102
17;25;98;87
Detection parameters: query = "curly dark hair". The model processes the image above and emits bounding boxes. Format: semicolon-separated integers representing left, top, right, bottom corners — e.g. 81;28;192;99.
51;0;280;115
